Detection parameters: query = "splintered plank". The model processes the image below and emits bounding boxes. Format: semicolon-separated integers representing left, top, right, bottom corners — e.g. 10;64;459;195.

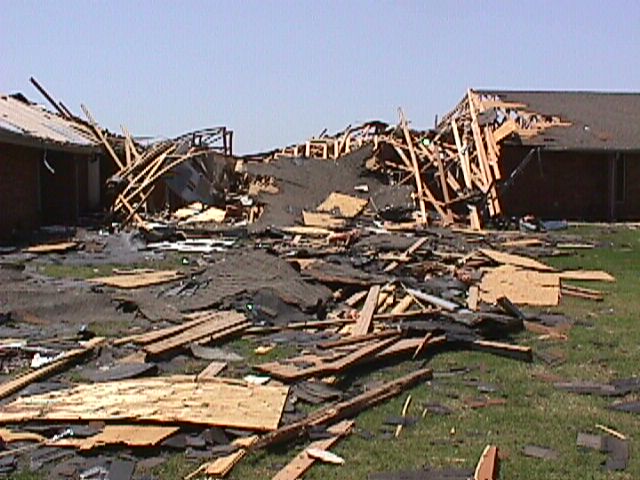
24;241;78;254
317;192;368;218
88;270;185;289
478;249;555;271
187;435;259;479
474;445;499;480
558;270;615;282
143;311;248;357
353;285;381;336
256;337;398;382
196;361;227;381
255;367;432;449
113;311;216;346
0;376;289;431
0;337;105;401
271;420;354;480
52;425;179;450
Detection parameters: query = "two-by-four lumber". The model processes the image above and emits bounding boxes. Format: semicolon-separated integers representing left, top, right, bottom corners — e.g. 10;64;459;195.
383;236;428;272
144;311;248;357
271;420;354;480
353;285;381;336
0;337;105;401
256;337;399;382
254;367;433;449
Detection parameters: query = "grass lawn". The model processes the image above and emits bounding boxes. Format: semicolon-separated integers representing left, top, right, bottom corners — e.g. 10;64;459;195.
231;225;640;480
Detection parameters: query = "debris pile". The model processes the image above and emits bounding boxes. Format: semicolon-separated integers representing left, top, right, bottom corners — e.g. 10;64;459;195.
0;221;619;478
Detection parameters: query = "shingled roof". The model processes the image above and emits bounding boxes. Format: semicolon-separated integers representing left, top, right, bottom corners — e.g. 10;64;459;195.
477;90;640;152
0;93;99;153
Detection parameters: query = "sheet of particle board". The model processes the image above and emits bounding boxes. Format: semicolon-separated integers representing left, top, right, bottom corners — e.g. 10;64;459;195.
0;376;288;431
302;211;345;228
88;270;185;288
316;192;368;218
479;266;560;306
52;425;179;450
478;248;555;272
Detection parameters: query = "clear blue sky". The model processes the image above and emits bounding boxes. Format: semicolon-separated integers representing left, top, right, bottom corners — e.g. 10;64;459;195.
2;1;639;153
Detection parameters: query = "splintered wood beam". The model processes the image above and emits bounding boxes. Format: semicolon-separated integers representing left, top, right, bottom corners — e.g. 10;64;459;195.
399;109;428;223
451;117;472;189
81;104;124;170
466;91;492;188
254;367;433;449
353;285;381;336
484;127;502;180
434;145;454;224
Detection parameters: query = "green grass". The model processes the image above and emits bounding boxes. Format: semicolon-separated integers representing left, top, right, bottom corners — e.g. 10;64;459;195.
230;225;640;480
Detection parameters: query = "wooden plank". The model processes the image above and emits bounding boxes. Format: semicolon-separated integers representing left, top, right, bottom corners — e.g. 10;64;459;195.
558;270;615;282
88;270;185;289
187;435;259;479
452;118;473;189
390;295;413;314
113;312;213;346
271;420;354;480
81;104;124;170
399;109;428;223
255;367;433;449
383;237;428;272
353;285;381;336
474;445;499;480
478;248;555;271
0;337;104;401
317;192;368;218
196;361;227;381
144;312;248;357
492;119;518;143
471;340;533;362
24;241;78;254
256;337;398;382
0;376;289;431
317;330;400;350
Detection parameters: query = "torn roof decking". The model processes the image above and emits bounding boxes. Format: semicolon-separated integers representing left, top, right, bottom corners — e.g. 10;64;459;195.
476;90;640;153
0;94;99;153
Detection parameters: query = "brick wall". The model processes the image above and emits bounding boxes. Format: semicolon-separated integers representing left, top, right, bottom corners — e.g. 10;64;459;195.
0;142;40;236
498;147;609;220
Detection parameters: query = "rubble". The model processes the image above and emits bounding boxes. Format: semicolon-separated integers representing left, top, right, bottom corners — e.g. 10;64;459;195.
0;86;627;479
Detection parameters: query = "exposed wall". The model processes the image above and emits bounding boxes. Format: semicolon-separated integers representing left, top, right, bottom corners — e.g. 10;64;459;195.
498;147;610;220
615;153;640;220
0;142;40;235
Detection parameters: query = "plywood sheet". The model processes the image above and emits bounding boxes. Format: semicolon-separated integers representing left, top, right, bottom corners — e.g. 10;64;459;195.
53;425;178;450
479;266;560;306
317;192;368;218
478;248;555;272
0;376;289;431
88;270;185;289
302;211;345;228
181;206;226;224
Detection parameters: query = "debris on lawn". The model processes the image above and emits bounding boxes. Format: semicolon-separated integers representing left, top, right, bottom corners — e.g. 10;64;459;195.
0;90;625;478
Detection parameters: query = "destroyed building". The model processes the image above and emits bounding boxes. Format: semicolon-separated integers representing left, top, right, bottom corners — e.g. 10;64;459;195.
0;93;108;237
473;90;640;221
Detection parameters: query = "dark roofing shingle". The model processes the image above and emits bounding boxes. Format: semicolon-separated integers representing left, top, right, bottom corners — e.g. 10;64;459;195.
477;90;640;151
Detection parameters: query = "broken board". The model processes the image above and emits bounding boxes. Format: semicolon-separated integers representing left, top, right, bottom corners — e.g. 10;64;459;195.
88;270;185;289
316;192;368;218
0;376;288;431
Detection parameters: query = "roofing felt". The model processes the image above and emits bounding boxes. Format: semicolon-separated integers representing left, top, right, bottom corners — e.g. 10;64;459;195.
0;94;98;151
477;90;640;152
